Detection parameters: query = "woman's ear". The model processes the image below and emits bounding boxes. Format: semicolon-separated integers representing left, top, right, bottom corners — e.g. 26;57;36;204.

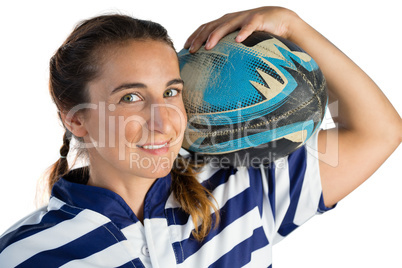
60;111;88;138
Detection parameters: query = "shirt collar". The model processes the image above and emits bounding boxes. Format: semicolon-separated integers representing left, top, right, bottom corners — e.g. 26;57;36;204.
51;168;172;229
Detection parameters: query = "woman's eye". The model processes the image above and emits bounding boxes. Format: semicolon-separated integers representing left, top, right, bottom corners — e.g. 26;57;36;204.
163;88;179;98
120;93;142;103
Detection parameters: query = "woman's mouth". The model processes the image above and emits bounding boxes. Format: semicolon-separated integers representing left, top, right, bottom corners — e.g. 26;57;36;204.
136;140;171;155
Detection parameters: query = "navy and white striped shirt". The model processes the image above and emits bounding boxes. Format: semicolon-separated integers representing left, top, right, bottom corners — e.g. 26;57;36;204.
0;133;333;267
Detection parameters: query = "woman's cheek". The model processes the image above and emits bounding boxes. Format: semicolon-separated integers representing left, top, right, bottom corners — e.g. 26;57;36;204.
121;116;147;147
171;103;187;136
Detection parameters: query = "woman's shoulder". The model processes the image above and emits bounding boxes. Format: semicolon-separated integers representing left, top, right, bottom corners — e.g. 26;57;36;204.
192;137;322;209
1;205;49;241
0;204;54;265
186;130;321;182
0;197;67;250
0;196;114;266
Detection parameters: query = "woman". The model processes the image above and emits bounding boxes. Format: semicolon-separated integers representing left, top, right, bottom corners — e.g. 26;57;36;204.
0;6;400;267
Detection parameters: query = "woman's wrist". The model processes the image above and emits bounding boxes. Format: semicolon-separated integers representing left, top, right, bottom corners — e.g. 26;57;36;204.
284;11;311;45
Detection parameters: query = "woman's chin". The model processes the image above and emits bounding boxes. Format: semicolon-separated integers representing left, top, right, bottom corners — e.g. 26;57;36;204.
128;158;176;179
141;166;173;179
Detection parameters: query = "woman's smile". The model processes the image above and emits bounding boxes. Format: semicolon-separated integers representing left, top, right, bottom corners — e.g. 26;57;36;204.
136;139;171;155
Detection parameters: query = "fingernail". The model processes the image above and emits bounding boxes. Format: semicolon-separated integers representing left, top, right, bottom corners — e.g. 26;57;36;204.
184;40;190;49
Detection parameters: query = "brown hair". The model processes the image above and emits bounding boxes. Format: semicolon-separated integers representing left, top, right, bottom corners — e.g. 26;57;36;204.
47;14;219;241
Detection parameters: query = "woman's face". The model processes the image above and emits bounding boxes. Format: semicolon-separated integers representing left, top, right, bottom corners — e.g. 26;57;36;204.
80;40;187;180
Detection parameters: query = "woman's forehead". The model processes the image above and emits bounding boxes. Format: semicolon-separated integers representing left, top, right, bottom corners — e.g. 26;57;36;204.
88;41;180;98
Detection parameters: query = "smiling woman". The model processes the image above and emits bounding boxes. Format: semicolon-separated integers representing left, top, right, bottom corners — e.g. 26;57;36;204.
48;15;219;238
74;40;187;217
0;15;222;267
0;3;401;268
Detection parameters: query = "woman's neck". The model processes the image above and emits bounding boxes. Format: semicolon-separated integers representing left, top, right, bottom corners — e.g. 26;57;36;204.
87;157;157;223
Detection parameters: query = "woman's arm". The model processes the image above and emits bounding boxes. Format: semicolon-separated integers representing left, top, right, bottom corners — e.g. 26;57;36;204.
185;6;402;207
288;13;401;207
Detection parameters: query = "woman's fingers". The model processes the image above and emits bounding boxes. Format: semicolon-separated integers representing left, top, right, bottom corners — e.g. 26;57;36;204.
202;13;264;50
184;24;206;49
183;14;230;51
235;20;260;43
184;11;260;52
188;23;218;52
184;7;294;53
204;21;241;49
185;13;243;53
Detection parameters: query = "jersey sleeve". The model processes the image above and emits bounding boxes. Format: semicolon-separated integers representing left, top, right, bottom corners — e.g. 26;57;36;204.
251;131;335;245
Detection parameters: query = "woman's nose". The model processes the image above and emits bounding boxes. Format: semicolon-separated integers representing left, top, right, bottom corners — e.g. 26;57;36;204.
148;103;173;134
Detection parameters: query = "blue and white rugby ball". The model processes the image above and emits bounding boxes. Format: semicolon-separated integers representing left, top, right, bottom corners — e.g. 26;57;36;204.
178;31;327;166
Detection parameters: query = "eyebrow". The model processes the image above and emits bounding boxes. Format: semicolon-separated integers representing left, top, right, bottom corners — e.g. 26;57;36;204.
111;78;184;95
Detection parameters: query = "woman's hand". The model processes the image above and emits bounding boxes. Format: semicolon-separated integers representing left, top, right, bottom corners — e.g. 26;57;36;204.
184;6;402;208
184;6;299;53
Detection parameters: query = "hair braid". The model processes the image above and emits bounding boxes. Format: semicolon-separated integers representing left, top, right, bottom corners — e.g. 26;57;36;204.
47;130;71;193
171;156;220;241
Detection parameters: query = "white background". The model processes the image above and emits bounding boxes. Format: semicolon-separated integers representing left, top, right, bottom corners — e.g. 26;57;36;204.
0;0;401;267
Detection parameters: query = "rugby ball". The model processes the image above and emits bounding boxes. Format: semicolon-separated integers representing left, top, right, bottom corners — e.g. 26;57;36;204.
178;31;327;166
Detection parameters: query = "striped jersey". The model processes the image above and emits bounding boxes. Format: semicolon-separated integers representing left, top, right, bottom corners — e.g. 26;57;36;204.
0;133;333;267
